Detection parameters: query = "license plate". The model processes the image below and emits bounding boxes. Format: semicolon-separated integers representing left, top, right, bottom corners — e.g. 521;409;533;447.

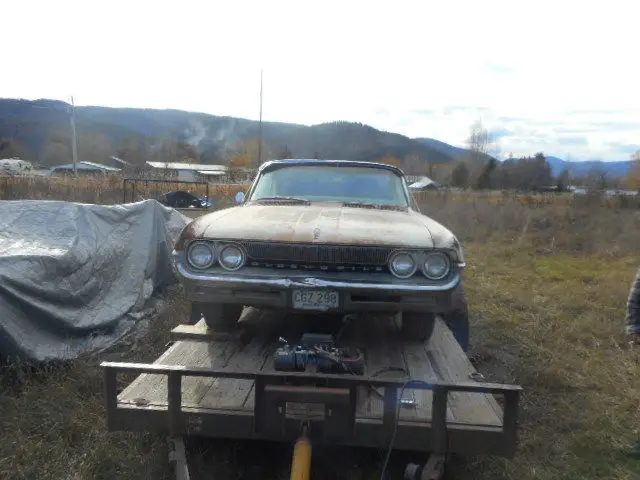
292;289;339;311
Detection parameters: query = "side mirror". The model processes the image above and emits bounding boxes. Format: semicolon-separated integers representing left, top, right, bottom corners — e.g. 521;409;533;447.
235;191;246;204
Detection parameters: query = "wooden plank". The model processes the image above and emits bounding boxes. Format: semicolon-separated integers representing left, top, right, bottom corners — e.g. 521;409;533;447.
170;324;243;342
427;320;502;427
352;313;411;420
119;339;239;408
118;342;183;405
400;342;455;423
198;332;272;410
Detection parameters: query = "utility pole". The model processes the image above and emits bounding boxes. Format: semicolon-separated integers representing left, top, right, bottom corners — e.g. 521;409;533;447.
70;96;78;174
257;69;263;166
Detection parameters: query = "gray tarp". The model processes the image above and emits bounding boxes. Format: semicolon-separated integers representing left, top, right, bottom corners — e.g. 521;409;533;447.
0;199;190;362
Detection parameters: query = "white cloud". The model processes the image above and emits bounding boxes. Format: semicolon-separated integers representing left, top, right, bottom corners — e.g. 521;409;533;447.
3;0;639;160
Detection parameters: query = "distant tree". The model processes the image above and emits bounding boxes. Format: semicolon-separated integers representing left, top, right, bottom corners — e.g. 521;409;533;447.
585;165;608;193
465;118;496;165
227;138;269;181
41;142;71;166
228;137;268;167
279;145;293;159
624;150;640;190
229;149;252;170
403;153;424;175
0;138;30;159
77;132;113;164
474;157;498;189
178;142;200;163
115;135;156;166
155;136;200;164
530;152;553;190
557;168;571;191
377;155;402;167
451;162;470;188
484;153;553;192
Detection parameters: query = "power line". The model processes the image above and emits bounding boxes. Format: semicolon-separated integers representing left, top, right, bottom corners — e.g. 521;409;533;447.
257;69;263;165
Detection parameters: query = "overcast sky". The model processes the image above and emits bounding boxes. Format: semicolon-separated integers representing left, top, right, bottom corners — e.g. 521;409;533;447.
3;0;638;161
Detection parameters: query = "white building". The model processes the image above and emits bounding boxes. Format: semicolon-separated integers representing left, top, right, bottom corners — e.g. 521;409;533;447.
145;161;229;183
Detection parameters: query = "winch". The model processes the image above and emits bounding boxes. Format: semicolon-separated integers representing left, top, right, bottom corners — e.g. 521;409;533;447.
273;333;365;375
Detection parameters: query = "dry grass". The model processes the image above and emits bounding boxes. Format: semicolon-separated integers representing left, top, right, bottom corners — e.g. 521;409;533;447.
1;178;639;479
0;175;246;205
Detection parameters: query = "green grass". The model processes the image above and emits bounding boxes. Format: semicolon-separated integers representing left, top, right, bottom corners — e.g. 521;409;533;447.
453;244;640;480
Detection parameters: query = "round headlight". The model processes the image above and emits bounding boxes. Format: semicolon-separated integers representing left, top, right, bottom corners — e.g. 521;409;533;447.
389;251;417;279
187;241;215;269
219;244;245;271
422;252;451;280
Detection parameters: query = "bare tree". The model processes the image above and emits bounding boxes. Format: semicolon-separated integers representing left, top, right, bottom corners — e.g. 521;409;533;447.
466;118;490;164
585;165;608;193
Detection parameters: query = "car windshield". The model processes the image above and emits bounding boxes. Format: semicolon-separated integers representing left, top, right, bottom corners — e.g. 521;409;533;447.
248;165;409;207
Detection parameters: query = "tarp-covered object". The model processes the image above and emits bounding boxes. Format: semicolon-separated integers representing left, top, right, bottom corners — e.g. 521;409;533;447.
0;199;190;362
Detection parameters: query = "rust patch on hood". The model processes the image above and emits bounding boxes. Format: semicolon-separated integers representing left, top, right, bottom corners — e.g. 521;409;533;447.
175;203;456;250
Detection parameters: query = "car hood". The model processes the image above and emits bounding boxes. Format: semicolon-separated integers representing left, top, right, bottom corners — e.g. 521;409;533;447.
177;203;456;249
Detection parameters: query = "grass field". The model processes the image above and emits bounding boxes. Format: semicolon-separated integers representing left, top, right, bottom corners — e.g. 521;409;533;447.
1;177;639;479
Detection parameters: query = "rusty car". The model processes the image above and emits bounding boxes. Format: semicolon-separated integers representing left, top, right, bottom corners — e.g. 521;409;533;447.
172;159;470;349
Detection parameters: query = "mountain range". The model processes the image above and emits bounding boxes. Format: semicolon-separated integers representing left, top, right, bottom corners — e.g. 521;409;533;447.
0;98;634;178
416;138;634;179
543;156;633;179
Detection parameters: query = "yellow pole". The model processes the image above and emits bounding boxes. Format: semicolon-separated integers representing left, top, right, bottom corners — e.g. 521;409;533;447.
290;435;312;480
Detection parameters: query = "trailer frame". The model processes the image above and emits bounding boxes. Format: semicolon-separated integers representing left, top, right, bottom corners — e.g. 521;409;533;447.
101;318;522;462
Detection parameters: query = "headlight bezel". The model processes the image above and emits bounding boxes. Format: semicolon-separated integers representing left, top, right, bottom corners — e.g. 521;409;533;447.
420;251;452;280
186;240;216;270
218;242;246;271
388;250;419;279
387;248;457;280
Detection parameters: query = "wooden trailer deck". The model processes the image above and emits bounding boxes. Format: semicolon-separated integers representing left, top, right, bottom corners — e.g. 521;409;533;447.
103;312;521;457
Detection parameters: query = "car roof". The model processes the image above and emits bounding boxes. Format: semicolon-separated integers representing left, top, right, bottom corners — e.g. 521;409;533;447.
257;158;406;176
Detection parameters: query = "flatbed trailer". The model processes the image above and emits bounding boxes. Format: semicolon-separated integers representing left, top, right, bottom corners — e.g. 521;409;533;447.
101;310;522;479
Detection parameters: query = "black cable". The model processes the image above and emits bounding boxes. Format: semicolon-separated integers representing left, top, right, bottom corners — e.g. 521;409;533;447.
378;379;449;480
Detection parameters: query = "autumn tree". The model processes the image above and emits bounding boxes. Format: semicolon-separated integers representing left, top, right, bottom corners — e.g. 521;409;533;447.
228;137;273;167
227;138;272;182
377;155;402;167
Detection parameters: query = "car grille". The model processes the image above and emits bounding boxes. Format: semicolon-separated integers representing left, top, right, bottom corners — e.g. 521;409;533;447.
238;241;392;269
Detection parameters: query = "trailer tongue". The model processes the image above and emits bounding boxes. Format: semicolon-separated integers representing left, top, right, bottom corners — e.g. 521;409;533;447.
100;312;521;479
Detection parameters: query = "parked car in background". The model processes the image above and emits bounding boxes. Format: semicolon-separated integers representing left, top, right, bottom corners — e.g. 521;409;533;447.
158;190;213;209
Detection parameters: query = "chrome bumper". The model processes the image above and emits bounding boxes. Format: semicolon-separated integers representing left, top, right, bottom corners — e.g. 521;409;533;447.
175;262;463;312
175;262;461;293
